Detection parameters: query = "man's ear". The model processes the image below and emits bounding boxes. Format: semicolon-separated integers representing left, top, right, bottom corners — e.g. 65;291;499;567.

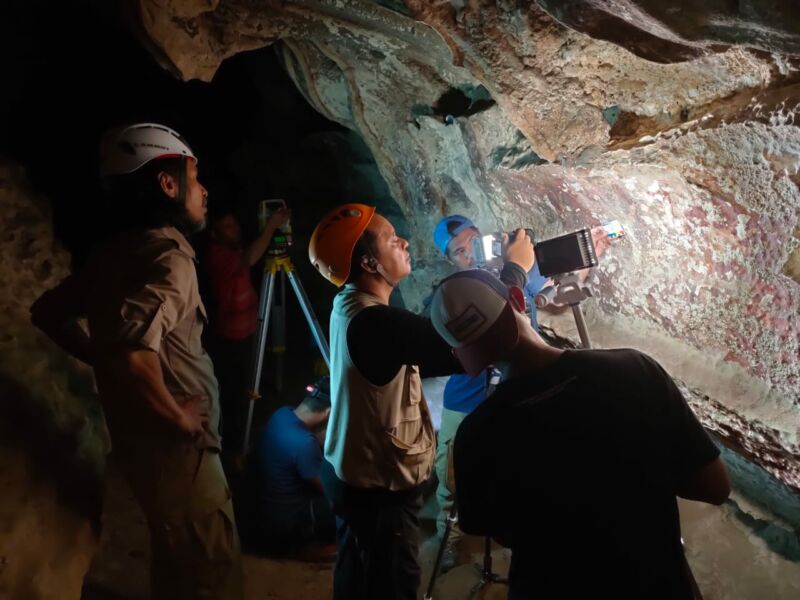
508;286;526;313
157;171;179;199
360;255;378;274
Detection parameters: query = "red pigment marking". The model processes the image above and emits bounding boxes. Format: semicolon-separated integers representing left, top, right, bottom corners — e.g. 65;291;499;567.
713;260;747;278
684;205;710;228
723;351;751;369
713;196;747;231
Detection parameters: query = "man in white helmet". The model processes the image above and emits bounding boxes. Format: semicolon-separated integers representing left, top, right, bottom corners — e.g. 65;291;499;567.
31;123;242;599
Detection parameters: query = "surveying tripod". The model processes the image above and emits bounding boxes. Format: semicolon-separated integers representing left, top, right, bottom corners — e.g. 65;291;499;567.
425;500;508;600
241;254;330;454
535;271;594;348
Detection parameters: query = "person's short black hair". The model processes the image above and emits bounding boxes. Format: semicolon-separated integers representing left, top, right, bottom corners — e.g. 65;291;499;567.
300;376;331;413
345;228;378;284
106;156;184;202
101;156;190;232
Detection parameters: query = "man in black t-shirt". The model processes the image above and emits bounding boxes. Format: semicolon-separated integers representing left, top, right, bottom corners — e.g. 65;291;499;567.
430;269;731;600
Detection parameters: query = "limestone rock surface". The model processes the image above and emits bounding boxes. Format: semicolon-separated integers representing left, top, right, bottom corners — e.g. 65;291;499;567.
0;162;106;600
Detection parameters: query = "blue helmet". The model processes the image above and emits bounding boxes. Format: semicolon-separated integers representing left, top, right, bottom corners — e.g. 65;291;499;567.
433;215;478;255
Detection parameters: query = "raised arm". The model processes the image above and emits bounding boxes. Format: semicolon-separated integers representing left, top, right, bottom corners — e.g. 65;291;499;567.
243;207;291;267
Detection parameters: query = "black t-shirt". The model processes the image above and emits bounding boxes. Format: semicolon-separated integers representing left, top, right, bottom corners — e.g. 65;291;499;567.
454;348;719;600
347;262;528;385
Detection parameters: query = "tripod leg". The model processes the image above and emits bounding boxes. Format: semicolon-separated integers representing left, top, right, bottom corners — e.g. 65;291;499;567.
570;303;592;349
424;502;459;600
242;270;276;454
286;269;331;368
482;536;493;578
270;271;287;393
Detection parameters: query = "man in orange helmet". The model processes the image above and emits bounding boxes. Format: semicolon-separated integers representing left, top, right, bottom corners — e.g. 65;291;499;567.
308;204;535;600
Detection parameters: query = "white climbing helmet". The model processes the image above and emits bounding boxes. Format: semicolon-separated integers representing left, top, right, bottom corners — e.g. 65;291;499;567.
99;123;197;177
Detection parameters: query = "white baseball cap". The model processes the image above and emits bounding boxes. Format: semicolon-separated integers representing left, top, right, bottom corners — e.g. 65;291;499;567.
431;269;522;376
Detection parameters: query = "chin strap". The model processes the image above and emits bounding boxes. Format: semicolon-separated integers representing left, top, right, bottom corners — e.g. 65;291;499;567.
374;262;399;288
365;253;398;288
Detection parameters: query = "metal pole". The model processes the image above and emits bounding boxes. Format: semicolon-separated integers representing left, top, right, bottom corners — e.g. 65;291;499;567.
286;269;331;368
270;270;288;393
424;502;459;600
242;269;276;453
570;303;592;349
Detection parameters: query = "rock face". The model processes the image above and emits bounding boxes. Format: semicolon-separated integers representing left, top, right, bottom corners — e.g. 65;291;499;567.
133;0;798;524
535;0;800;61
0;162;106;599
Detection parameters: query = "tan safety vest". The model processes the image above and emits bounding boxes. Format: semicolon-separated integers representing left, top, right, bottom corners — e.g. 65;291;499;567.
325;285;435;490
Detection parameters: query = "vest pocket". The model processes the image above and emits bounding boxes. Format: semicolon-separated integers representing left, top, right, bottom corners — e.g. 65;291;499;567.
383;366;434;466
385;419;433;466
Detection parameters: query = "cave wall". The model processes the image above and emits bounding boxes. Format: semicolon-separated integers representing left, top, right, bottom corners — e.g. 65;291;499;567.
0;162;107;599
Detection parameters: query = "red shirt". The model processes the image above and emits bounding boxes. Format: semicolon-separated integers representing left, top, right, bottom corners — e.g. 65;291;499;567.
206;242;258;340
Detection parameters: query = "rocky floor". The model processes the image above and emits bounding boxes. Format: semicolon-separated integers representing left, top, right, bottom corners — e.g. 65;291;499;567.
80;461;800;600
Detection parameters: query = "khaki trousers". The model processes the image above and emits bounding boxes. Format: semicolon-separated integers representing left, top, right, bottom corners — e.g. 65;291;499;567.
434;407;468;541
114;440;243;600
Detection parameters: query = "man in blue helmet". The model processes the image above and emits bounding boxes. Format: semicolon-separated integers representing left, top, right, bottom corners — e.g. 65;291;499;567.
433;215;552;328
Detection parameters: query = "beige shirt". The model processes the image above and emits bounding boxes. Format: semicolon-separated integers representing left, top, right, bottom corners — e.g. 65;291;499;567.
87;227;220;450
326;286;435;490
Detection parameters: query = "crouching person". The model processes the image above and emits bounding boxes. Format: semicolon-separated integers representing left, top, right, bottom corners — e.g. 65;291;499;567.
430;269;731;600
247;377;336;556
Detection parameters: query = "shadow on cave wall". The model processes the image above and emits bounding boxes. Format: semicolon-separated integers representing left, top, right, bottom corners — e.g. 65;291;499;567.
0;374;105;534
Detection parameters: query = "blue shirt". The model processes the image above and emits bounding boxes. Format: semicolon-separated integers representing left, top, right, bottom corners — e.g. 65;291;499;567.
252;407;321;523
443;264;549;414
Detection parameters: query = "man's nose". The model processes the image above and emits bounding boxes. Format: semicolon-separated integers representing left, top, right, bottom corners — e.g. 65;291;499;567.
400;238;409;249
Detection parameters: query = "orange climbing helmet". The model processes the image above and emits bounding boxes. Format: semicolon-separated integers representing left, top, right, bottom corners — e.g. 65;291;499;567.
309;203;376;287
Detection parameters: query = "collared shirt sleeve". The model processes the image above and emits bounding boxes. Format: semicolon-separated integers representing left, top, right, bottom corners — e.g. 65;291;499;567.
115;249;196;353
